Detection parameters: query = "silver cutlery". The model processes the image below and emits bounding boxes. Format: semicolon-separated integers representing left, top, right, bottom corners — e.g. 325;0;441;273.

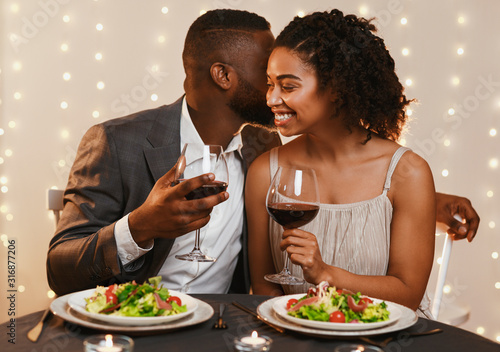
232;301;285;333
27;308;52;342
213;303;228;329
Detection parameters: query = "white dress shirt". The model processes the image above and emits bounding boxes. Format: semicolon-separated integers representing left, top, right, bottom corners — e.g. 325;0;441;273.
114;98;245;293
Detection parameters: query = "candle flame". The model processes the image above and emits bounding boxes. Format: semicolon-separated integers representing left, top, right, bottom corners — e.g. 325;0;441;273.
105;334;113;347
251;331;258;338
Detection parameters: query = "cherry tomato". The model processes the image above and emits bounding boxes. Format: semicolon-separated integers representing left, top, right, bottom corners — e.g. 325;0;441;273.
105;285;117;304
360;297;373;305
329;311;345;323
167;296;182;306
286;298;298;310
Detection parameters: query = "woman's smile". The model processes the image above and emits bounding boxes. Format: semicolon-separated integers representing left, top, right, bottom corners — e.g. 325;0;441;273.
273;111;296;126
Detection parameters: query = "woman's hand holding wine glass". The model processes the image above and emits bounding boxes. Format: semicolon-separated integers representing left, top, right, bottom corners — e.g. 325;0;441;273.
265;166;320;285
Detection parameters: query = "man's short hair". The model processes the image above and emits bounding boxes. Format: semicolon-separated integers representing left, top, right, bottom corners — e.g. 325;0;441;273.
183;9;271;71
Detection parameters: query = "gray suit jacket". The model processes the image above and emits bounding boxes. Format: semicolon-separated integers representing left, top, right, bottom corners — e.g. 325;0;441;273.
46;97;281;296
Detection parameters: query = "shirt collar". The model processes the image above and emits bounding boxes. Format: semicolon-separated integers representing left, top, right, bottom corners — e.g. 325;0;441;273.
181;97;243;156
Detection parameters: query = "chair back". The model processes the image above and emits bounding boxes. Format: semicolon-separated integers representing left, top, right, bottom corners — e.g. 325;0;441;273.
47;189;64;225
431;215;470;325
431;234;453;318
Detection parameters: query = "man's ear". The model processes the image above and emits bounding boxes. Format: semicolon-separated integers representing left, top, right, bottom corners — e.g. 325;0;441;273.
210;62;236;90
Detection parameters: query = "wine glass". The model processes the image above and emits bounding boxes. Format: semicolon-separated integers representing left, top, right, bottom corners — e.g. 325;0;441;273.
174;143;229;262
265;166;320;285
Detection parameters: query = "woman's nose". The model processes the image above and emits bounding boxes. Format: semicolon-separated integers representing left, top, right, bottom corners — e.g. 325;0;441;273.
267;88;283;107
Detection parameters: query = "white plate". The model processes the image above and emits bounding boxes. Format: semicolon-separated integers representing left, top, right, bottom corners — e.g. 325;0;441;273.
51;292;213;334
258;295;417;337
67;288;198;326
272;294;401;331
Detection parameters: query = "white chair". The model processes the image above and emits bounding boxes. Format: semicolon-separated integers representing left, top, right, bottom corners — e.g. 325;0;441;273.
47;189;64;225
431;215;471;325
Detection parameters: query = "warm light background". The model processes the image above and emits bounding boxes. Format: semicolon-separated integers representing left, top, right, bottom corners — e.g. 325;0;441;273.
1;0;499;342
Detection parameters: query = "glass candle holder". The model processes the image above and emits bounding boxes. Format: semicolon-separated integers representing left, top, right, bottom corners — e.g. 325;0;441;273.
334;344;383;352
83;334;134;352
234;331;272;352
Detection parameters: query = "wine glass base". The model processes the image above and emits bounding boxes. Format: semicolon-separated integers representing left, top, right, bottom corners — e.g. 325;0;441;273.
175;253;216;262
264;273;305;285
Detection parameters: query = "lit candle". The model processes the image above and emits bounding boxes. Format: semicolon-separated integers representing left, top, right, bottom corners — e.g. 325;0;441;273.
334;344;383;352
83;334;133;352
96;335;122;352
241;331;266;346
234;331;272;351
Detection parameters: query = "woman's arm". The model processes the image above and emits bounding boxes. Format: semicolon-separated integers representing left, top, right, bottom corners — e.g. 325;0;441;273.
245;151;284;296
284;151;436;310
383;151;436;308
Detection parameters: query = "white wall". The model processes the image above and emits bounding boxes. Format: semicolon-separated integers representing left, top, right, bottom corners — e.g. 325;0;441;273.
0;0;498;342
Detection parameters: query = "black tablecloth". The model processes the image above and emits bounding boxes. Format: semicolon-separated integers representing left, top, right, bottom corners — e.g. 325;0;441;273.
3;294;499;352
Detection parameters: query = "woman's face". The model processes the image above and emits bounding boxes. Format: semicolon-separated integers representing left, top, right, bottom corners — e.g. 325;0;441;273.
266;47;336;137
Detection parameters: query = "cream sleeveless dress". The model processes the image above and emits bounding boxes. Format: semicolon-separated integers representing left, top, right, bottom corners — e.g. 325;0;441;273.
268;146;433;318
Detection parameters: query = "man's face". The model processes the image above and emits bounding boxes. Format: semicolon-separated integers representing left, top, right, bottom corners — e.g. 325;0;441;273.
228;30;276;127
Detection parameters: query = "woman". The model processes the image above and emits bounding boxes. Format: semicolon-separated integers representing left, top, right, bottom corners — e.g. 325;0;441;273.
245;10;436;316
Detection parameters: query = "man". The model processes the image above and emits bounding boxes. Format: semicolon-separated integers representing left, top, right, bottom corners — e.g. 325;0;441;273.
46;9;479;296
47;9;280;296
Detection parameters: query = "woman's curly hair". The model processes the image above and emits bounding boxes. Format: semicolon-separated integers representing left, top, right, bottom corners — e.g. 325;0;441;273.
275;10;412;141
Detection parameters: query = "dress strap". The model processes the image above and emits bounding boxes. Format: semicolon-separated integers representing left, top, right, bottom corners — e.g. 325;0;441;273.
383;147;411;194
269;147;279;182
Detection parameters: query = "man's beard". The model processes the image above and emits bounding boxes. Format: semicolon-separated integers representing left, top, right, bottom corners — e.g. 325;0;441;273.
228;76;275;127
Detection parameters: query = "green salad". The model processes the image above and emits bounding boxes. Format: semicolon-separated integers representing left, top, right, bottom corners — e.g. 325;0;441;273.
85;276;187;317
286;281;390;323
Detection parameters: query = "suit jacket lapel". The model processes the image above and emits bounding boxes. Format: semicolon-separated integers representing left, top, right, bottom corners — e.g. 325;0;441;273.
144;96;183;182
140;97;183;278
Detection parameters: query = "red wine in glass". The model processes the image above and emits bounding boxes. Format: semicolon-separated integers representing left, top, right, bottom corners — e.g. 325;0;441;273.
267;202;320;229
174;144;229;262
265;166;320;285
176;179;228;200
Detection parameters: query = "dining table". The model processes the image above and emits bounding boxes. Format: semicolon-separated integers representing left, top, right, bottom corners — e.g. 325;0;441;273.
3;293;499;352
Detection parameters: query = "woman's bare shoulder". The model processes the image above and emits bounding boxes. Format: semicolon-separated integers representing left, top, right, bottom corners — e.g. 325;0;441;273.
246;148;274;185
391;148;435;195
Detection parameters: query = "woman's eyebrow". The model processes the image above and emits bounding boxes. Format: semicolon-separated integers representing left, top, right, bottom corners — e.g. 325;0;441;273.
267;73;302;81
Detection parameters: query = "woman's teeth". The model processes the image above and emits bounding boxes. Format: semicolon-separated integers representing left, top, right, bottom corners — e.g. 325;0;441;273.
275;113;294;121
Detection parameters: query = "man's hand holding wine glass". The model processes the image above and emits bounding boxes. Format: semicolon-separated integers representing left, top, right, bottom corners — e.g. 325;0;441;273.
128;157;229;249
174;144;229;262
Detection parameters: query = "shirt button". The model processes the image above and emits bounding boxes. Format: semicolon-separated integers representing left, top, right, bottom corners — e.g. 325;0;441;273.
126;255;133;260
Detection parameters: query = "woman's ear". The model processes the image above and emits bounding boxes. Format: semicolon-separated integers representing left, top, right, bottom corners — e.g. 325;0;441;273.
328;89;344;119
328;87;341;104
210;62;235;90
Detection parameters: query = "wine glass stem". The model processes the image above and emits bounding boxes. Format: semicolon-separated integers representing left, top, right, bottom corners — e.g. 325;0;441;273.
193;229;201;251
282;254;292;275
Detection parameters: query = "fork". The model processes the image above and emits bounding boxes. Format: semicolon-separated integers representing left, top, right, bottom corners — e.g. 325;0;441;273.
359;328;443;348
27;308;52;342
213;303;227;329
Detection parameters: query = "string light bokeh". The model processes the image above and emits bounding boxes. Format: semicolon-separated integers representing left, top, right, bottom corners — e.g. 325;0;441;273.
0;0;498;342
